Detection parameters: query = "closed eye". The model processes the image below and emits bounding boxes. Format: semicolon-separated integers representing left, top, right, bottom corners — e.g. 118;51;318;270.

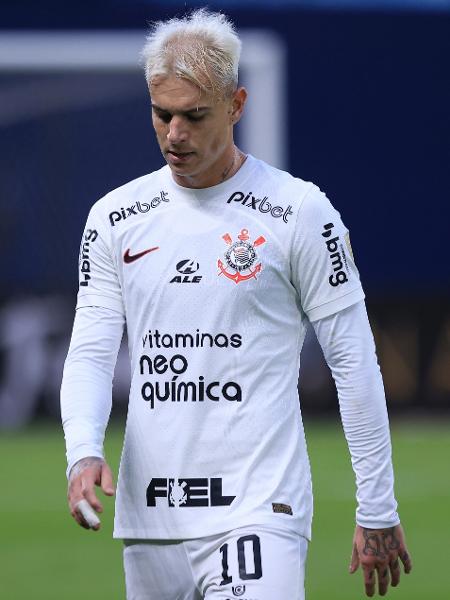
154;110;172;123
152;106;210;123
186;113;206;122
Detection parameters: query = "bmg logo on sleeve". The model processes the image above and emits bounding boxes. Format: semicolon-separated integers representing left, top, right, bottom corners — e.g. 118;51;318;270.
321;222;350;287
79;229;98;287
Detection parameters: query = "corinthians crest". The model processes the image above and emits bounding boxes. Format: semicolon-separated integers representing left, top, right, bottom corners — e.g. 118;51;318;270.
218;228;266;284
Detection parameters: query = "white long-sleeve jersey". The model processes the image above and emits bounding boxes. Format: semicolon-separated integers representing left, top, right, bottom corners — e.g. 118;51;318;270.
61;155;399;540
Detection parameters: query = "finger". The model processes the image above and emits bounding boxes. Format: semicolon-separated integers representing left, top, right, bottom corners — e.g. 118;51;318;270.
68;476;86;514
377;564;390;596
76;499;101;530
363;566;376;597
81;474;103;513
70;505;90;529
399;549;412;574
389;558;400;587
70;496;100;530
100;463;115;496
68;476;82;505
349;543;360;574
67;469;101;528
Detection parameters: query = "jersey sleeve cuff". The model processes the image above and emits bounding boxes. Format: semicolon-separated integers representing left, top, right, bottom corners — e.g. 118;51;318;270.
306;287;365;322
356;516;401;529
66;449;105;479
76;293;124;314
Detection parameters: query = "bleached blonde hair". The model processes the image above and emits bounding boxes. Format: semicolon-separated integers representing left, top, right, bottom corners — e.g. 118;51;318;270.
141;9;241;96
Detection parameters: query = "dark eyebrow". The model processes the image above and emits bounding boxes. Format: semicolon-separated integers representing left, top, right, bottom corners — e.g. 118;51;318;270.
151;104;211;116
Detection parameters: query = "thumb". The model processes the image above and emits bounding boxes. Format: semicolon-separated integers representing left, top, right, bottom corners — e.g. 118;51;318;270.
100;463;115;496
349;543;360;574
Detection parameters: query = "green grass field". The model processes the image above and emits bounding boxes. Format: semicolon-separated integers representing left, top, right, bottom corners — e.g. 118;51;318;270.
1;419;448;599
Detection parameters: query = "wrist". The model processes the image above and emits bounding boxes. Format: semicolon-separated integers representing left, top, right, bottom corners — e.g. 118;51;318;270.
68;456;104;480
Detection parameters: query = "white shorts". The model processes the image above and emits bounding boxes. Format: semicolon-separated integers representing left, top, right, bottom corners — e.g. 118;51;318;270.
123;525;308;600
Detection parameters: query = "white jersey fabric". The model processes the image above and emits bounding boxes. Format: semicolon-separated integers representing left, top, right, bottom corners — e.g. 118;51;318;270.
63;155;374;540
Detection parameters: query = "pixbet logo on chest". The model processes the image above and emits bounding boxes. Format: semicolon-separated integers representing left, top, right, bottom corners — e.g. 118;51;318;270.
227;191;293;223
146;478;235;507
109;190;169;227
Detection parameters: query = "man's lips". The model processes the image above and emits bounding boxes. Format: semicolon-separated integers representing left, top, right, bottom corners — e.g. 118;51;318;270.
166;150;195;163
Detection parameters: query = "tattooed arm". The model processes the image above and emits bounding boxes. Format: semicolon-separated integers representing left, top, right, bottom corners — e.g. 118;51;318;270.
312;302;413;595
350;525;412;596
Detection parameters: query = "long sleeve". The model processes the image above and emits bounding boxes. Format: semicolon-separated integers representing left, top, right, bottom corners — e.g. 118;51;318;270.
60;305;125;477
312;300;400;528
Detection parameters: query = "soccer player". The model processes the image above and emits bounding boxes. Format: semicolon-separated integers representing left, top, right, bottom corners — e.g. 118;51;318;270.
61;9;412;599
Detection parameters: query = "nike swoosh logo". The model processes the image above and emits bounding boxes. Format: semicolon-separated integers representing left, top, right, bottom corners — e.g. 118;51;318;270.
123;247;159;264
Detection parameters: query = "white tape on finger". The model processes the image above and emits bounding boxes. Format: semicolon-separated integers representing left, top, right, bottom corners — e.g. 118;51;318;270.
76;499;101;528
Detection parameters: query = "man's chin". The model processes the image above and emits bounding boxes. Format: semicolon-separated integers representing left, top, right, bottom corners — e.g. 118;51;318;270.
167;163;195;177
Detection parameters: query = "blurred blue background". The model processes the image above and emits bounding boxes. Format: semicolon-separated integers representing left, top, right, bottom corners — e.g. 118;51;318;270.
1;0;449;427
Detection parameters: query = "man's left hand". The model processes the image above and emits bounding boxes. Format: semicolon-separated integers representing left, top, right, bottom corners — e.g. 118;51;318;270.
349;523;412;596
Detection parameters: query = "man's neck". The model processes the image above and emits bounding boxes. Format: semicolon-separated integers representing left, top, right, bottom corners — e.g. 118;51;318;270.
171;146;247;189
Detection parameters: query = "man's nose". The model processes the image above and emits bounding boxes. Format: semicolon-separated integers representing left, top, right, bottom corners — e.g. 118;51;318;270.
167;116;188;144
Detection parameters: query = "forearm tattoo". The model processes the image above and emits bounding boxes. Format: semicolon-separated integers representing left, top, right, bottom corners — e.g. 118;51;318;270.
362;527;400;559
69;456;103;479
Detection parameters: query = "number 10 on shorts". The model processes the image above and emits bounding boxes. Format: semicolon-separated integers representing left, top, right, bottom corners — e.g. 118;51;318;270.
219;534;263;585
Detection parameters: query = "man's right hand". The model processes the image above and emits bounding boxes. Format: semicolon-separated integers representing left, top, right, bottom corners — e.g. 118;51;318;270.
67;456;115;531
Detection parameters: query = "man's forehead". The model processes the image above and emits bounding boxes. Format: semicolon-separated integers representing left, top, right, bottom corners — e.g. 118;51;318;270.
149;74;225;110
151;102;211;115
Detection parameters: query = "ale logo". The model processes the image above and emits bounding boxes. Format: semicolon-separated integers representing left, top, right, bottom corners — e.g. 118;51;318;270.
170;259;202;283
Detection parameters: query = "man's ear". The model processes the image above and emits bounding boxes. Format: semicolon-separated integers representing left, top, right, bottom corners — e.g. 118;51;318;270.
231;87;248;124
